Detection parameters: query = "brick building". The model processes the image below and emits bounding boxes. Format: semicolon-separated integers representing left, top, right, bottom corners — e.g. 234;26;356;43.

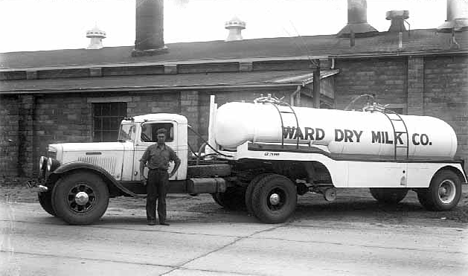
1;1;467;177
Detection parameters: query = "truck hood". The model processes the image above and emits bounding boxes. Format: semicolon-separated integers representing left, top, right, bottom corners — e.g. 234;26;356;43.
52;142;127;152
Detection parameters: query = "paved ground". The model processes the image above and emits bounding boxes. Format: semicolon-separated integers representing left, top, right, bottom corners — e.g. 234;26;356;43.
1;179;467;276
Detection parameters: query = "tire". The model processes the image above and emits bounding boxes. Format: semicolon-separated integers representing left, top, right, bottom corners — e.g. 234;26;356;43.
38;191;57;217
251;174;297;224
52;172;109;225
245;173;273;216
417;170;461;211
369;188;408;204
211;187;246;210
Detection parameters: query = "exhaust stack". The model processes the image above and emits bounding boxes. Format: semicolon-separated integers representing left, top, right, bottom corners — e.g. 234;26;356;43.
438;0;468;32
132;0;167;56
337;0;378;38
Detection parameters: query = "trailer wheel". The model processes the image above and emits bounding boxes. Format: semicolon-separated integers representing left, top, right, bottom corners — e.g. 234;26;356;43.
251;174;297;224
245;173;273;216
52;172;109;225
211;188;246;210
369;188;408;204
38;191;57;217
417;170;461;211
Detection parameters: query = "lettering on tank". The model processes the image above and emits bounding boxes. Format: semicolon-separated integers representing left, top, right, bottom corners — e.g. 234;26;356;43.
282;127;325;141
282;126;432;146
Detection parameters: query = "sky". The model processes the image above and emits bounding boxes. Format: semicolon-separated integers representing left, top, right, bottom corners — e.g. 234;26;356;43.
0;0;448;53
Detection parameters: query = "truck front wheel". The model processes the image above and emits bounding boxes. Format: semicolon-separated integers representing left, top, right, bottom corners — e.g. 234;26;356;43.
251;174;297;224
38;191;56;217
369;188;408;204
52;172;109;225
417;170;461;211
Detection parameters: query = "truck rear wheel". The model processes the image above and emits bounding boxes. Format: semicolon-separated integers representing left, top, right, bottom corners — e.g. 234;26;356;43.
245;173;272;216
52;172;109;225
369;188;408;204
211;188;246;210
417;170;461;211
38;191;56;217
251;174;297;224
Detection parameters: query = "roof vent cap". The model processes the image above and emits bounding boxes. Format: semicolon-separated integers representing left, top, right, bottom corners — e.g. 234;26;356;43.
86;26;106;49
386;10;409;32
225;17;246;42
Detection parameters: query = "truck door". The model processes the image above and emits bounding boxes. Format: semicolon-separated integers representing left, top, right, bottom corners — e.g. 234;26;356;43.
133;121;179;181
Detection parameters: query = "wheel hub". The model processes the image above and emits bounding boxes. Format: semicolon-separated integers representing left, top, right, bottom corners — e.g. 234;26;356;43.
438;180;455;203
269;193;280;206
75;192;89;205
68;183;95;213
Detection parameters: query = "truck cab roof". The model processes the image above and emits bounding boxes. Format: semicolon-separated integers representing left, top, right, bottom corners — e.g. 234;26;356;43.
125;114;188;124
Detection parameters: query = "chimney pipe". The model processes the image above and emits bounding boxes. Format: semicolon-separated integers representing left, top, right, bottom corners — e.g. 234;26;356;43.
337;0;378;38
438;0;468;32
132;0;167;57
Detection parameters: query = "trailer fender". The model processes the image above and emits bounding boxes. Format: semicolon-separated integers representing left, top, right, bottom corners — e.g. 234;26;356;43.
436;164;467;184
50;161;140;197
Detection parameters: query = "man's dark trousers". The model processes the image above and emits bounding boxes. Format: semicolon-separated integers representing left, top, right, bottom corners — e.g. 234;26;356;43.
146;169;169;223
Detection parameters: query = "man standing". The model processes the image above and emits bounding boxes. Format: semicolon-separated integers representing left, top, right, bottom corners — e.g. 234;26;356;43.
140;128;181;226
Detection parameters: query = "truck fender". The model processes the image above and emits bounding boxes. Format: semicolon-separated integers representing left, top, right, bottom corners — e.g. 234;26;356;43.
50;161;141;197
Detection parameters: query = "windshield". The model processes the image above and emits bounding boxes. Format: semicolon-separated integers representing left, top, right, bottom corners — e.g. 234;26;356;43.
118;123;136;142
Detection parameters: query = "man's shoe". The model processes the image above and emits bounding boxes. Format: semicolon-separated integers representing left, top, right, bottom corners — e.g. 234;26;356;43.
159;222;170;226
148;220;156;226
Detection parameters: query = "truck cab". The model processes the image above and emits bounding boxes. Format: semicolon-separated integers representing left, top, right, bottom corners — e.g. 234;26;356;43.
34;113;229;225
118;114;188;181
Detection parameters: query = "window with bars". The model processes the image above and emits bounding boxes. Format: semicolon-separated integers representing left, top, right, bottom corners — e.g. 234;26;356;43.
93;102;127;142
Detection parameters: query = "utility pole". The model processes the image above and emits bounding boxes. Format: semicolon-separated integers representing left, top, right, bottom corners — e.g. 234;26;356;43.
313;59;321;108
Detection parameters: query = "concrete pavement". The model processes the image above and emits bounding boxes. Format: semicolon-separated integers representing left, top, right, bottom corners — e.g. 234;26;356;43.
1;195;467;276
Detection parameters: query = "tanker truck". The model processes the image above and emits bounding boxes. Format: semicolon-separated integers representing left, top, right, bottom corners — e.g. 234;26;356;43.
31;95;467;225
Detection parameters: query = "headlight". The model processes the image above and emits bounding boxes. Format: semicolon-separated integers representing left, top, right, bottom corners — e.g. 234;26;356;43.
39;156;47;171
47;158;60;172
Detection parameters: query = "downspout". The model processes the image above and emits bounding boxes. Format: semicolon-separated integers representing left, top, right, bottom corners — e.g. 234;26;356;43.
290;85;301;106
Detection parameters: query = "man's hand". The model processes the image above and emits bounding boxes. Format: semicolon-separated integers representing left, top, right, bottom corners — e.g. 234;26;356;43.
142;177;148;186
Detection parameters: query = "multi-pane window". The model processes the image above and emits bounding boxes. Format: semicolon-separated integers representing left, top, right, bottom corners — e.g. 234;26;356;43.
93;102;127;142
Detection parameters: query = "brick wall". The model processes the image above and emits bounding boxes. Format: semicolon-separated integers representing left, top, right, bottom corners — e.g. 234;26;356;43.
0;95;19;177
18;95;36;176
128;92;180;116
424;56;468;164
407;56;424;115
35;95;92;161
334;58;408;110
180;91;200;148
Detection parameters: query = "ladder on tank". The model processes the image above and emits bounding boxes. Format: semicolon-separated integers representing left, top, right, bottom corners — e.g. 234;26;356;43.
271;102;301;149
253;94;301;149
381;111;410;160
